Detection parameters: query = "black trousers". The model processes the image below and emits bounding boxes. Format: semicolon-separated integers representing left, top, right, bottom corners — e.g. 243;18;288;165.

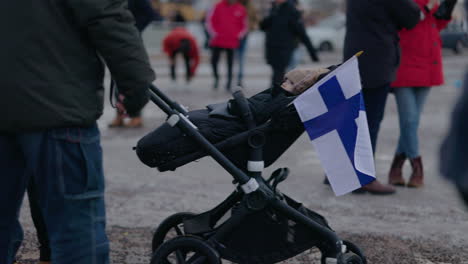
270;65;287;89
210;47;234;90
170;49;191;82
362;84;391;153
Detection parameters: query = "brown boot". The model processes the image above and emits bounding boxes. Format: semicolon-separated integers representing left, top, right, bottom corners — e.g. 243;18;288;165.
407;156;424;188
125;117;143;128
353;179;396;195
108;112;125;128
388;153;406;186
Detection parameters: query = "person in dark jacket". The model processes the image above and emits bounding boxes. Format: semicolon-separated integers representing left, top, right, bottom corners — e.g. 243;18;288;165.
440;0;468;208
343;0;421;194
109;0;161;128
0;0;155;263
260;0;320;88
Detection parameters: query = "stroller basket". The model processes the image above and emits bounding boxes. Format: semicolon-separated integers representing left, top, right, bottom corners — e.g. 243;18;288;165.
220;195;331;263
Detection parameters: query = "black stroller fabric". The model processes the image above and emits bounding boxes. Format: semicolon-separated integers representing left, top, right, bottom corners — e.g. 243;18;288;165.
220;195;332;264
136;86;305;172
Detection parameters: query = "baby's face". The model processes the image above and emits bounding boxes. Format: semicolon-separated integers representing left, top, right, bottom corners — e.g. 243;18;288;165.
281;78;295;93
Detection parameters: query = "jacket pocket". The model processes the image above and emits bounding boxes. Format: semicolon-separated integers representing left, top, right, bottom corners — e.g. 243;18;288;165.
49;124;104;200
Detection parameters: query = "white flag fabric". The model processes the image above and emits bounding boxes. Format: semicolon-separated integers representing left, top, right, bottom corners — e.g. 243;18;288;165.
293;56;375;196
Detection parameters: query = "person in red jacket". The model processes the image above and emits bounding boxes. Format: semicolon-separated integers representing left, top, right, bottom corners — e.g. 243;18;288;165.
388;0;457;188
163;13;200;86
205;0;248;91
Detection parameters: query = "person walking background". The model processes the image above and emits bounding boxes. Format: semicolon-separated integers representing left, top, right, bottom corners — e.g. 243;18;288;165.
162;12;200;89
260;0;320;88
109;0;161;128
343;0;421;194
0;0;155;264
441;70;468;207
236;0;258;88
206;0;248;91
440;0;468;208
388;0;457;188
286;0;306;71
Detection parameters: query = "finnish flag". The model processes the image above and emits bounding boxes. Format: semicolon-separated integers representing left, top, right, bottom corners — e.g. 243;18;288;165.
293;56;375;196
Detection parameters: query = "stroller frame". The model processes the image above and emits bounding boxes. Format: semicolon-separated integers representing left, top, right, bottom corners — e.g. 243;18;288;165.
147;84;365;264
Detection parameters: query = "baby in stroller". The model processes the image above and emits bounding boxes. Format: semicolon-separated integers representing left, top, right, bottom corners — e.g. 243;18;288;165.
136;66;367;264
137;67;331;172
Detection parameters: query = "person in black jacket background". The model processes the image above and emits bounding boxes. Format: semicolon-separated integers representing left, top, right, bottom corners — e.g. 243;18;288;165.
343;0;421;194
109;0;162;128
260;0;320;88
440;0;468;208
0;0;155;263
129;0;162;32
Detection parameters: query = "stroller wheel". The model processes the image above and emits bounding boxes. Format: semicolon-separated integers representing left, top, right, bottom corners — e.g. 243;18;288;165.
337;253;363;264
150;236;221;264
343;240;367;264
152;212;196;253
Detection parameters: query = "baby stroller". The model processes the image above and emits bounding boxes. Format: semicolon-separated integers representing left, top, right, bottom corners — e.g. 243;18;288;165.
135;84;367;264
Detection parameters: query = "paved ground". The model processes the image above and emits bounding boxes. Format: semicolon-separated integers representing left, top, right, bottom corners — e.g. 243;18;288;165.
16;48;468;263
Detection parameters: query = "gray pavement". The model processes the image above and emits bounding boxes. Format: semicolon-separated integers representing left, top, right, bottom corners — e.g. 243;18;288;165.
17;50;468;264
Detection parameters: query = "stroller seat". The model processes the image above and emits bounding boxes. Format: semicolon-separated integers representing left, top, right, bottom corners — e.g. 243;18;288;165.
136;98;304;172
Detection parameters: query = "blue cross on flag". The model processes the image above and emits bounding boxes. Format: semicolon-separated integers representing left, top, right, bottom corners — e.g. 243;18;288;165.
293;55;375;196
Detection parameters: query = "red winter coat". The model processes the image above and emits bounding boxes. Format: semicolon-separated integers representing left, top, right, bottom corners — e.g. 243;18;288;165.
163;27;200;75
392;0;451;88
205;0;248;49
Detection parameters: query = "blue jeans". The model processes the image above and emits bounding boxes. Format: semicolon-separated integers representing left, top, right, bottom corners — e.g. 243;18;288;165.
394;87;430;158
362;84;391;154
0;124;109;264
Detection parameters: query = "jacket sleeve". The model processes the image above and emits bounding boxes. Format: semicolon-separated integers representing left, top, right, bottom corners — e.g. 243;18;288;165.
238;8;249;39
260;7;274;32
436;18;451;30
386;0;421;30
419;1;451;31
65;0;155;100
205;6;219;37
289;9;319;62
433;0;455;30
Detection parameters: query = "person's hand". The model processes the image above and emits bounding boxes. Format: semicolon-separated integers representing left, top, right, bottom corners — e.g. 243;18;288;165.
116;94;128;117
427;0;440;10
121;88;149;117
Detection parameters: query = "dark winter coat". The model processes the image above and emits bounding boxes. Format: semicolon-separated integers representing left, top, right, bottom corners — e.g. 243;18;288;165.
440;70;468;205
128;0;160;32
0;0;155;132
392;0;451;88
260;1;319;68
343;0;421;89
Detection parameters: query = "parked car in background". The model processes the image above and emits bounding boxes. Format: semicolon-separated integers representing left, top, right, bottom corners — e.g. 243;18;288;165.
306;13;346;52
441;23;468;54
